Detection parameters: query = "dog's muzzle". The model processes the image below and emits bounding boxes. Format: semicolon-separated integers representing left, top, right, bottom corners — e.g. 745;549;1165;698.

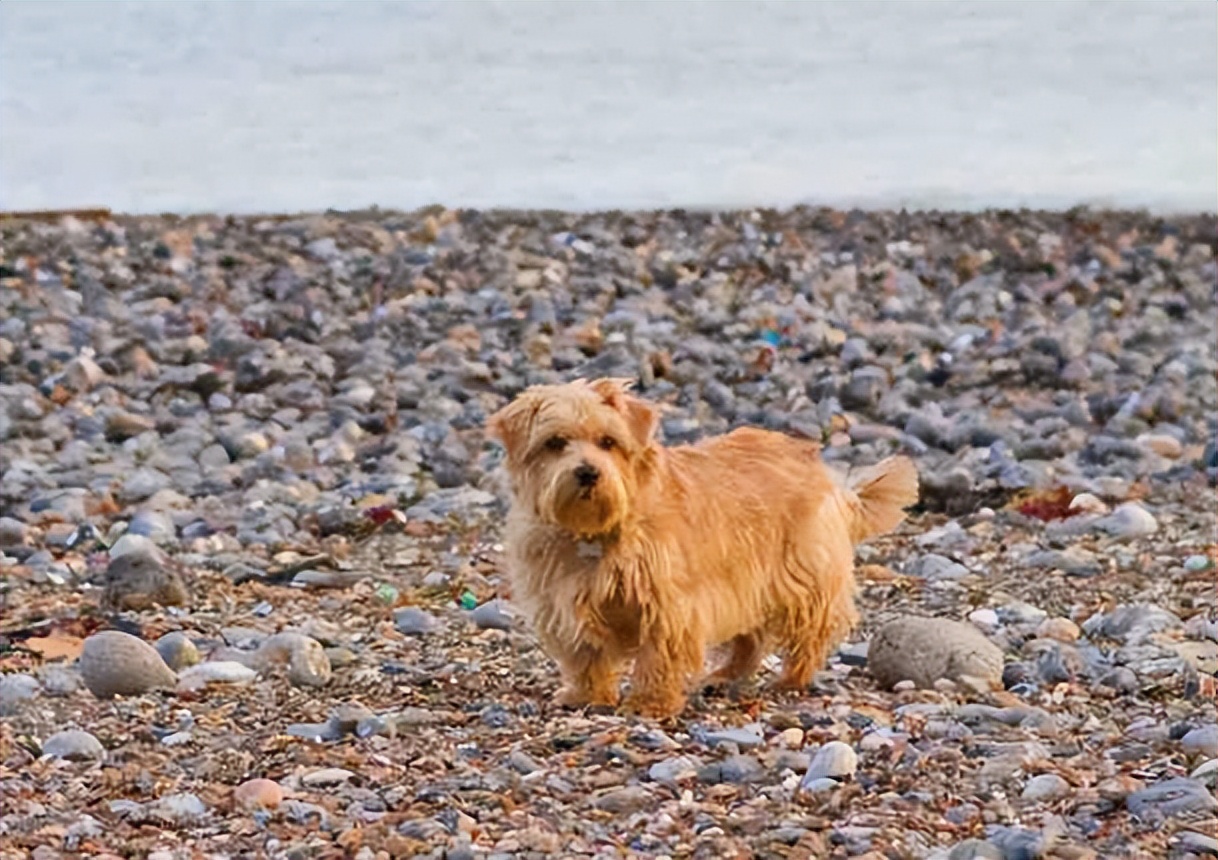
574;462;600;488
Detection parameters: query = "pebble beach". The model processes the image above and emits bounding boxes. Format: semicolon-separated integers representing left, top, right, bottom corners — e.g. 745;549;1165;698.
0;205;1216;859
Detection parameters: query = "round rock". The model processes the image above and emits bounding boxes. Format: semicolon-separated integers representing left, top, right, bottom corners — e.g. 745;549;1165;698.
101;551;189;611
42;729;105;761
78;631;178;699
804;741;858;781
1022;773;1070;802
1182;725;1218;759
868;615;1004;690
470;599;513;631
0;673;41;715
233;778;283;811
155;631;201;671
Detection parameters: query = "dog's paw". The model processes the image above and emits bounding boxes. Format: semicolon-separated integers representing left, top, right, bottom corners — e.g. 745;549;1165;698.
622;692;685;720
556;685;619;710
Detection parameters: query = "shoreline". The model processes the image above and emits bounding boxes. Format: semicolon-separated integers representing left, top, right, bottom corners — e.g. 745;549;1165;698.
3;202;1217;223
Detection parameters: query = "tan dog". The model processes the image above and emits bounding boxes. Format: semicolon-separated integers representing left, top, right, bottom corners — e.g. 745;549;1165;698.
488;377;919;718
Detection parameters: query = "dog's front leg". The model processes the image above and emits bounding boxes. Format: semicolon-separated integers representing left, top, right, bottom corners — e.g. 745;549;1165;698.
623;633;701;719
552;644;622;709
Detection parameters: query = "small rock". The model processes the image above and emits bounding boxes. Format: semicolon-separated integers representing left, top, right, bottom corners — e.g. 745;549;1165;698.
42;729;105;761
0;673;41;715
507;750;544;775
291;569;368;589
78;631;177;698
147;793;207;824
155;631;201;671
176;661;258;692
1097;666;1139;693
329;702;376;736
1094;502;1158;539
101;551;189;611
907;553;970;580
701;754;764;784
1139;433;1183;459
302;767;356;787
868;616;1003;690
285;721;342;742
1023;543;1101;574
470;600;513;631
0;517;32;546
968;608;1001;630
252;632;332;687
288;640;333;688
705;727;765;749
804;741;858;781
1068;492;1109;515
1184;555;1214;573
1087;604;1182;643
394;607;440;636
40;666;81;697
1021;773;1070;802
1127;777;1218;819
648;755;701;784
233;778;284;811
799;777;841;794
948;840;1005;860
1035;618;1080;642
593;786;652;813
1177;831;1218;856
1182;725;1218;759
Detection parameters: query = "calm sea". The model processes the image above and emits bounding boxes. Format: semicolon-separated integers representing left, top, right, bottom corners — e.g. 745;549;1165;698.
1;1;1214;215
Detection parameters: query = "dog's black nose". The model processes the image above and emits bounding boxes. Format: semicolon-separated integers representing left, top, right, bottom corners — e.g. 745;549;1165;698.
574;463;600;487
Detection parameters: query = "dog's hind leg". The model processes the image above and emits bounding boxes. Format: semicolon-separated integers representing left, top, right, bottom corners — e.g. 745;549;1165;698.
773;589;857;691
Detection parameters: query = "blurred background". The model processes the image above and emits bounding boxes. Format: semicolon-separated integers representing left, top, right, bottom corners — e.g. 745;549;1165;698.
1;0;1214;215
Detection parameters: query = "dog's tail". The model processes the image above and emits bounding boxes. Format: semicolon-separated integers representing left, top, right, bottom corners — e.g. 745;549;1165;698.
846;456;920;543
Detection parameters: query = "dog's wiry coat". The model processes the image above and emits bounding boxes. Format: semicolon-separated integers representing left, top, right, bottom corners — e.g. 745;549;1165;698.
489;377;919;718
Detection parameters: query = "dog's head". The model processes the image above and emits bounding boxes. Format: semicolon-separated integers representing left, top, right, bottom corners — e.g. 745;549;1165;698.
487;377;659;537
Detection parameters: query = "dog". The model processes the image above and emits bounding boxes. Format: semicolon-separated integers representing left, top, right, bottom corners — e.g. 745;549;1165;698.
488;377;919;718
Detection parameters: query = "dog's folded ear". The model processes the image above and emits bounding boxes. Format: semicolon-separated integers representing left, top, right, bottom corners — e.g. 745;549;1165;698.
589;377;659;448
487;392;541;460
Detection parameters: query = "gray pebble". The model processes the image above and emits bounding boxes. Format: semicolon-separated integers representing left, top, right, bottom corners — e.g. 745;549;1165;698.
907;553;971;580
1127;777;1218;819
1097;666;1139;693
40;665;81;697
1021;773;1070;802
1182;725;1218;759
470;599;513;631
700;754;764;784
947;840;1005;860
0;673;41;715
648;755;701;784
1086;604;1182;643
147;792;208;823
704;727;765;749
868;615;1003;690
42;729;105;761
1094;501;1159;539
804;741;858;781
394;607;440;636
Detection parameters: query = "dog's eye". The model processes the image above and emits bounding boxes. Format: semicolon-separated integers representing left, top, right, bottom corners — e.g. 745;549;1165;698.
544;436;568;452
598;435;617;451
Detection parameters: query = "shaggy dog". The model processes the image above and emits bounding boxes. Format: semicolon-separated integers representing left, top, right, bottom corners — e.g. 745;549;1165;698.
488;377;919;718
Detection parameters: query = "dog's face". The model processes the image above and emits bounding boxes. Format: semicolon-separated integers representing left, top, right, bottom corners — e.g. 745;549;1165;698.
488;378;659;537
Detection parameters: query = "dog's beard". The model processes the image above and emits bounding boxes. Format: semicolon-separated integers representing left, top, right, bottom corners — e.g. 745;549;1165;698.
535;466;629;537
